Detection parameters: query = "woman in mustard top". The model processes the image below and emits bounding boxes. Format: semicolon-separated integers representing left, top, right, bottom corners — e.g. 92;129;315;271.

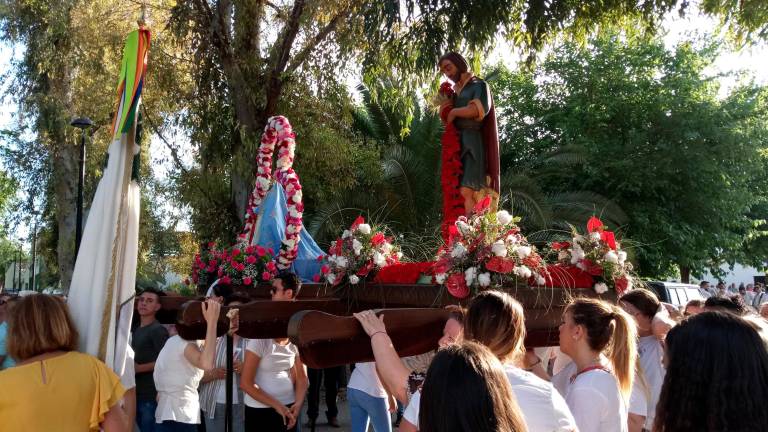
0;294;128;432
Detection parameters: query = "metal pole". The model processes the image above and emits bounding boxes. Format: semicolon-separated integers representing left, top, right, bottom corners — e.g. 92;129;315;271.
30;222;37;291
16;248;21;291
75;129;86;256
225;334;234;432
12;247;17;291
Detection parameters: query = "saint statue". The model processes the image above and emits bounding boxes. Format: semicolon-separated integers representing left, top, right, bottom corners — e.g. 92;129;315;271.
438;52;501;216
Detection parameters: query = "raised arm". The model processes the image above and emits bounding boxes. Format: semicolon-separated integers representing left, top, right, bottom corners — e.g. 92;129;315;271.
183;299;220;371
353;310;412;404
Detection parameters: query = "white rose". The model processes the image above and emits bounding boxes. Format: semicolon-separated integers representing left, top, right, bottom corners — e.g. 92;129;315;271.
491;240;508;257
326;273;336;285
257;176;270;189
293;190;303;202
335;256;348;269
496;210;513;225
506;234;519;245
352;239;363;256
478;272;491;287
381;243;393;254
435;273;447;284
594;282;609;294
603;251;619;264
589;232;602;242
349;275;360;285
617;251;627;265
341;230;352;239
373;252;386;267
464;267;477;285
558;250;570;261
456;220;472;235
570;247;585;264
516;245;532;259
573;235;584;243
286;225;297;234
514;265;532;279
396;251;403;260
289;208;302;219
357;223;371;235
535;274;546;286
451;243;468;258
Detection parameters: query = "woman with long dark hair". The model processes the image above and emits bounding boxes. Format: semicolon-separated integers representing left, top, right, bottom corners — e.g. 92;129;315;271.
654;311;768;432
419;341;527;432
556;298;637;432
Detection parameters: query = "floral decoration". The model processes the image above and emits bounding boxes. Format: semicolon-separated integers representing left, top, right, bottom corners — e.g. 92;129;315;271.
217;241;278;286
241;116;305;271
433;197;548;298
323;216;402;286
188;242;223;289
545;216;633;295
434;82;464;243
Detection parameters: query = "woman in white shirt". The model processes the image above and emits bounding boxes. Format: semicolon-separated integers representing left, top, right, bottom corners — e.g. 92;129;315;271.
619;289;669;432
556;298;637;432
153;299;221;431
355;290;577;432
240;336;307;431
347;361;394;432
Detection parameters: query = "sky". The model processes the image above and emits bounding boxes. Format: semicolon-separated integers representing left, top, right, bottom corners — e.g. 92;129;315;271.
1;4;767;249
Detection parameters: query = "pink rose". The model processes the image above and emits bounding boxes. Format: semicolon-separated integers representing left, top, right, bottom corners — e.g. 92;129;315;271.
232;248;242;257
221;275;231;285
246;255;257;265
261;271;271;281
321;265;330;274
256;246;266;257
243;277;253;286
312;274;321;283
266;261;277;272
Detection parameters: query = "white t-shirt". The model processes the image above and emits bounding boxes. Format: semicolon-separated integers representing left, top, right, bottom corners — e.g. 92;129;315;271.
505;366;577;432
557;365;628;432
244;338;298;408
154;335;205;424
348;362;389;400
637;335;665;429
400;367;577;432
628;377;648;420
403;389;420;428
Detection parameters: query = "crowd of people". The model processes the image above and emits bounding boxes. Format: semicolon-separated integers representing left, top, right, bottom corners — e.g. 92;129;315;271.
1;277;768;432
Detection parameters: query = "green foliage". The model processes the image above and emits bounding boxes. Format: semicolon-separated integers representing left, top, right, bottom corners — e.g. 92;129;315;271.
494;29;768;277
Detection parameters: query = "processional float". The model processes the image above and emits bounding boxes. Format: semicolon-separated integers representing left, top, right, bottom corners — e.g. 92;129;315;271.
163;115;627;369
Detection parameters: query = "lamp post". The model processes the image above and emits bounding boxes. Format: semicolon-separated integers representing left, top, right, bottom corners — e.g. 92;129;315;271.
70;117;94;257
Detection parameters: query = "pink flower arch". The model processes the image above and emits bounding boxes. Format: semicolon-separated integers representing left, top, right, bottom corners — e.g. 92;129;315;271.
241;116;304;270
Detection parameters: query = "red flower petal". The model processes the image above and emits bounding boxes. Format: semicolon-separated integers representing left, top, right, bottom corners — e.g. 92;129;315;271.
601;231;617;250
587;216;604;233
446;273;470;298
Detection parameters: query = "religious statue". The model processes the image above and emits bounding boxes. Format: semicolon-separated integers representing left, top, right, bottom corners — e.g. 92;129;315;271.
437;52;500;217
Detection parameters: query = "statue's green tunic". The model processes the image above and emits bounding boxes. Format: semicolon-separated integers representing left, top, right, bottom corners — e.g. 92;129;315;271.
454;77;492;191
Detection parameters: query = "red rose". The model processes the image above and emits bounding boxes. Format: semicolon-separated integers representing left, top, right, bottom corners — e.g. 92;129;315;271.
246;255;257;265
261;271;271;281
221;276;231;285
551;241;571;251
312;274;321;283
255;246;266;257
232;248;242;257
486;256;515;274
615;276;629;295
601;231;617;250
316;255;325;262
266;261;277;272
321;265;330;274
587;216;604;233
581;259;604;276
473;195;492;215
371;232;386;246
243;277;253;286
446;273;470;299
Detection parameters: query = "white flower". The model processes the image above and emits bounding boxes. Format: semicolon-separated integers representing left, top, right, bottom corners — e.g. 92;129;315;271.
326;273;336;285
283;238;297;248
594;282;609;294
357;223;371;235
617;251;627;265
516;246;532;259
570;247;585;264
558;250;570;261
293;190;303;203
589;232;602;242
506;234;519;245
514;265;532;279
496;210;513;225
373;252;386;267
456;220;472;235
478;272;491;287
396;251;403;260
491;240;508;257
603;251;619;264
349;275;360;285
535;274;546;286
352;239;363;256
381;243;393;254
573;234;584;244
435;273;447;284
451;243;468;258
465;267;477;285
257;176;271;189
286;225;297;234
335;256;348;269
289;208;302;219
341;230;352;239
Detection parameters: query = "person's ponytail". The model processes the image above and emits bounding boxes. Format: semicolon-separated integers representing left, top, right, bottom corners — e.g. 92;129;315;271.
607;306;638;399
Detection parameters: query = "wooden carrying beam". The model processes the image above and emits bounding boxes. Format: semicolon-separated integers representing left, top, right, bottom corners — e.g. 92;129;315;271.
288;309;450;369
174;298;344;340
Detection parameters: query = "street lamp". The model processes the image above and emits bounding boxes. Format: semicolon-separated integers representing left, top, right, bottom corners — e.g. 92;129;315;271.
70;117;94;257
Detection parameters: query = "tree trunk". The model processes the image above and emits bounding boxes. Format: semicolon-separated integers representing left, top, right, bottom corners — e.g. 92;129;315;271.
680;265;690;283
